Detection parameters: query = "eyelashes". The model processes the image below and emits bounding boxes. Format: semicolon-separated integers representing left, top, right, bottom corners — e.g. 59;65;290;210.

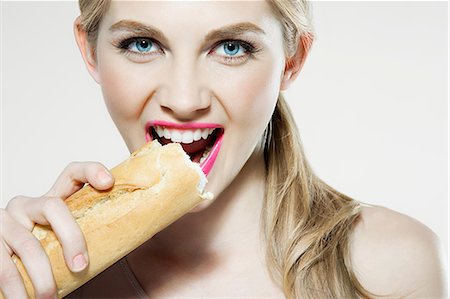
115;37;163;57
214;40;260;64
112;36;261;65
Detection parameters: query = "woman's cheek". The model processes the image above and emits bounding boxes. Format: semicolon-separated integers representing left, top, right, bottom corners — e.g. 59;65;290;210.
223;61;280;130
101;72;142;120
97;52;156;122
96;52;159;149
213;61;280;180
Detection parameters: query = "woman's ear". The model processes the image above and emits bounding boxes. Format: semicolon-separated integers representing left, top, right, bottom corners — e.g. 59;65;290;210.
74;16;100;83
280;33;313;91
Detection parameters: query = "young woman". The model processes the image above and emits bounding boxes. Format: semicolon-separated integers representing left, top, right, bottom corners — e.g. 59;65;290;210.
0;0;447;298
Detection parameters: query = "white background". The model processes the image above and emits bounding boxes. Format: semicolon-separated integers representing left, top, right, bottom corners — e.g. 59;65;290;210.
1;2;448;254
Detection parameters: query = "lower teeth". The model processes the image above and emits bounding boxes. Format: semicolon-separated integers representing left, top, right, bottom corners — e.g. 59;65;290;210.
199;146;212;164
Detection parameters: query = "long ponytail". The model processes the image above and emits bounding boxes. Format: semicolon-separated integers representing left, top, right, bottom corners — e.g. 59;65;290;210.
262;95;374;298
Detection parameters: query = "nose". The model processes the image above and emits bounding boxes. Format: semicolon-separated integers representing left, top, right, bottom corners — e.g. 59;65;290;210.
158;58;211;120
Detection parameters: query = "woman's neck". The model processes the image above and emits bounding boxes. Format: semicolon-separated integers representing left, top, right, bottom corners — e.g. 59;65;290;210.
157;147;266;256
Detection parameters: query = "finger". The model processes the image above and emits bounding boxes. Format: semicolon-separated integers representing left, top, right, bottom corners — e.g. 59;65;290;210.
45;161;114;199
2;238;13;257
7;197;89;273
6;195;39;231
0;241;28;299
2;211;57;299
42;197;89;272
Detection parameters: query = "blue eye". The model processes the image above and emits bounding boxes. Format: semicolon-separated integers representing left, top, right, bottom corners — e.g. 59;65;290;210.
212;40;259;64
217;41;245;57
223;42;240;56
116;37;162;56
131;38;153;53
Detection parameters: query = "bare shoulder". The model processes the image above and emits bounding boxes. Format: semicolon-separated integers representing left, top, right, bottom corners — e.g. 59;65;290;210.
349;204;448;298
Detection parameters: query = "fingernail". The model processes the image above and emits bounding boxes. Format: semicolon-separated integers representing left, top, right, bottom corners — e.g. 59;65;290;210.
72;254;87;272
98;170;112;184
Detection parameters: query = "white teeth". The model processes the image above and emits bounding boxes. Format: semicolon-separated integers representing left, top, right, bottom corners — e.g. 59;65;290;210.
163;128;171;139
171;130;182;142
181;131;194;144
153;126;216;144
201;129;209;139
156;126;164;138
199;146;213;164
193;129;202;141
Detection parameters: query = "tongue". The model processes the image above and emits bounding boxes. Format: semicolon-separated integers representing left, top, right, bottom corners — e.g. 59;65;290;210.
192;151;204;163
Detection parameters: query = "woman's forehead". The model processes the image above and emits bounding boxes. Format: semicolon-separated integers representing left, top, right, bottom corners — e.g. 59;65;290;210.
106;0;272;17
102;0;280;40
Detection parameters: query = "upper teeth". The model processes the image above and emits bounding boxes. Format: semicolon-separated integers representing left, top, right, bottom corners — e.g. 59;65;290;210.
153;126;215;144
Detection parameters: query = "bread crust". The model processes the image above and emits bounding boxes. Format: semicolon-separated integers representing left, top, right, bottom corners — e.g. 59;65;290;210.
2;141;210;299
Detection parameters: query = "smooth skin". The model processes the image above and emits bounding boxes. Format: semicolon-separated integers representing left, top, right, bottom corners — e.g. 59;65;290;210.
1;1;447;298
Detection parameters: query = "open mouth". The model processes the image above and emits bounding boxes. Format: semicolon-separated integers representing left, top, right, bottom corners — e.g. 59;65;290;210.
145;123;224;176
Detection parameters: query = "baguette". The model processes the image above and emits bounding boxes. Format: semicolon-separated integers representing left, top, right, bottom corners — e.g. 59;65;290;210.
2;140;213;299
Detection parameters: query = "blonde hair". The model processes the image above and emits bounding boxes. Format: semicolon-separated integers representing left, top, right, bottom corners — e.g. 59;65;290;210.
78;0;375;297
78;0;110;47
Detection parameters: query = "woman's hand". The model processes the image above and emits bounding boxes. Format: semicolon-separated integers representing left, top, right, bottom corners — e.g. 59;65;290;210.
0;162;115;299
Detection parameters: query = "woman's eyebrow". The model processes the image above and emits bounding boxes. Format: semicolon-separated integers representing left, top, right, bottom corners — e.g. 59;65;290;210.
109;20;266;44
